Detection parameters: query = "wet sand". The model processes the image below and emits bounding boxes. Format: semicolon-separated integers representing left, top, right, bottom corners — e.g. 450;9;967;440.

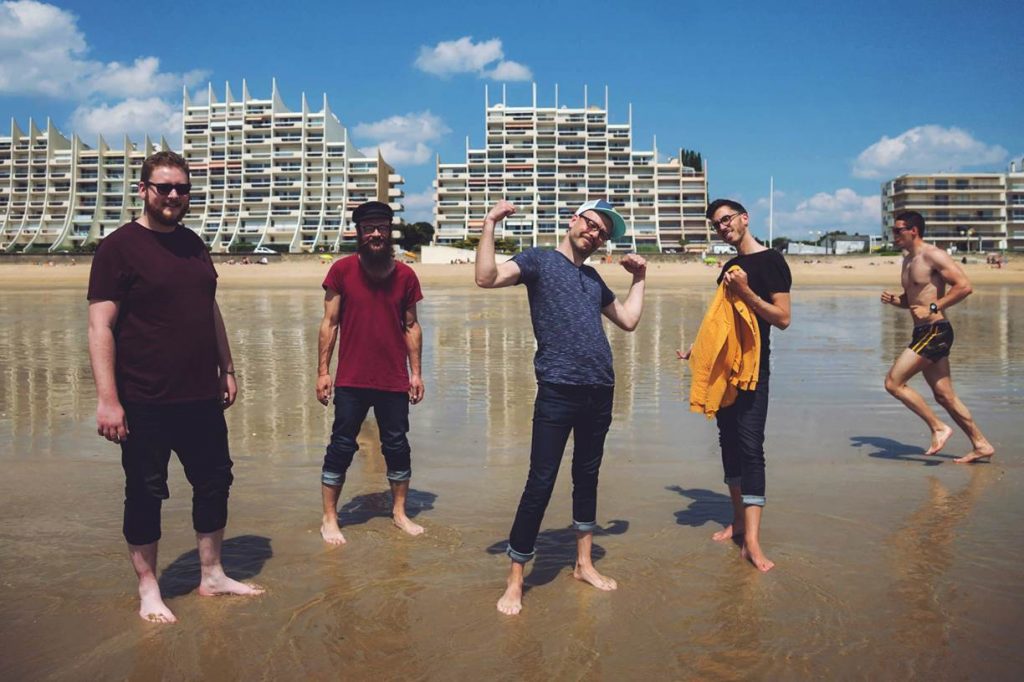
1;272;1023;679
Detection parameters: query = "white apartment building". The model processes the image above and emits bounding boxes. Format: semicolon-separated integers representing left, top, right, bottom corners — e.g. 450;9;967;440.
434;85;708;252
182;79;403;252
882;161;1024;251
0;118;168;252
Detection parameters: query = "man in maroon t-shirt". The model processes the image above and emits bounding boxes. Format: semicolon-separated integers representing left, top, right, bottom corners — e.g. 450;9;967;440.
87;151;263;624
317;201;426;545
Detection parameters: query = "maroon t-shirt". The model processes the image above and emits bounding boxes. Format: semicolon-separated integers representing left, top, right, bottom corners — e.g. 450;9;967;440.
322;256;423;393
87;221;220;404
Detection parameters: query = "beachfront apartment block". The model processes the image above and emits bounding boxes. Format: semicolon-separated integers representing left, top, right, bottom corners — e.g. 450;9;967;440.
0;119;169;253
182;80;403;253
434;85;708;252
882;161;1024;252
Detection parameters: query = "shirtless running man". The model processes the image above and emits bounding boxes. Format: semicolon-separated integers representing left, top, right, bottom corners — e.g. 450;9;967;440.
880;210;995;463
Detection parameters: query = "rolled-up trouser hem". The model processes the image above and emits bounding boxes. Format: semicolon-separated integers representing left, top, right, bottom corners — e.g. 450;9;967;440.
742;495;766;507
386;469;411;482
506;544;535;564
321;470;345;487
572;519;598;533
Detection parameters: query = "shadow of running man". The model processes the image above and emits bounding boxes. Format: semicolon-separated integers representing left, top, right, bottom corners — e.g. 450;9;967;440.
159;534;272;598
484;520;629;593
337;488;437;528
850;435;962;466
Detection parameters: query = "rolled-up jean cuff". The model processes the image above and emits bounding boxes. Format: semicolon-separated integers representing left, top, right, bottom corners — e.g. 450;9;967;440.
742;494;766;507
386;469;411;482
724;475;742;486
321;470;344;487
506;544;534;564
572;519;599;533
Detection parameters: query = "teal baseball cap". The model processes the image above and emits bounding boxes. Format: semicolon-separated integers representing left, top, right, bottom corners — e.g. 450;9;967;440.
575;199;627;241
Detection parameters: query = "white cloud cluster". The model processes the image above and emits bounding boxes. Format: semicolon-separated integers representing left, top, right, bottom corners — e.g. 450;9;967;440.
355;111;451;166
414;36;532;81
401;187;435;223
766;188;880;238
853;125;1007;179
0;1;206;143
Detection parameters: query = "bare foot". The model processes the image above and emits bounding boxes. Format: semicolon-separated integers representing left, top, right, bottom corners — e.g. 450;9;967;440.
741;542;775;572
321;516;347;546
199;574;265;597
497;580;523;616
955;443;995;464
572;563;618;591
712;523;745;542
393;514;425;536
925;424;954;455
139;579;176;624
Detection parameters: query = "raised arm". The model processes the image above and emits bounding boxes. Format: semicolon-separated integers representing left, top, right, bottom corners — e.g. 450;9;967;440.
475;200;522;289
602;254;647;331
213;301;237;408
88;299;128;442
316;289;341;406
404;303;424;405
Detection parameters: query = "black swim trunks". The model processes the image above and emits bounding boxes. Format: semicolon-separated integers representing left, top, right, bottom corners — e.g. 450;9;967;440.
908;321;954;361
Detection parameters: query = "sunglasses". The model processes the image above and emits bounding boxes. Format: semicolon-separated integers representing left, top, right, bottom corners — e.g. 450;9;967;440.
577;213;611;241
144;181;191;196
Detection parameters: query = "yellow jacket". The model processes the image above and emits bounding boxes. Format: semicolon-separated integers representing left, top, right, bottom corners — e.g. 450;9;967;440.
688;266;761;418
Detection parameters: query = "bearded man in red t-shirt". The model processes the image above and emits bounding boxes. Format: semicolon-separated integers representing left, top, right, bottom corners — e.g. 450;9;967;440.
316;201;426;545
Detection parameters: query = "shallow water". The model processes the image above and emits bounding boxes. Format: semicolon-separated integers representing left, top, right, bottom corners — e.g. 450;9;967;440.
1;284;1022;679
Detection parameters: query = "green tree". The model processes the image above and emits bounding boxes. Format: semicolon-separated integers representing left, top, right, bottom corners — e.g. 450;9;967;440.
397;221;435;252
680;148;703;171
771;237;790;251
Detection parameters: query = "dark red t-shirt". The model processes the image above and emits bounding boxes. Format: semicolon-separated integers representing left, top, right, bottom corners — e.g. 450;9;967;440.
322;256;423;393
87;221;220;404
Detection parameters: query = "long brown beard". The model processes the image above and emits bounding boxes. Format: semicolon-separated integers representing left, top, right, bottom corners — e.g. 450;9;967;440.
358;238;394;267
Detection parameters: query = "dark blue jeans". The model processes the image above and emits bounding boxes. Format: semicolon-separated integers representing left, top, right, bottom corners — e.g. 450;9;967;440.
507;383;614;563
120;399;234;546
321;387;411;487
716;372;770;507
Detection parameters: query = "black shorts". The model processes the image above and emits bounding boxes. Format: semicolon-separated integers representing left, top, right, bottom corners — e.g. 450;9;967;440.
908;321;954;362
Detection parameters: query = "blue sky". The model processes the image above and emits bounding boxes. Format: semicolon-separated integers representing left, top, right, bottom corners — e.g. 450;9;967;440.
2;0;1021;238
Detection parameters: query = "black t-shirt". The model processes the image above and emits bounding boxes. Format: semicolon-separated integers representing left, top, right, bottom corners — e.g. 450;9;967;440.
717;249;792;370
87;221;220;404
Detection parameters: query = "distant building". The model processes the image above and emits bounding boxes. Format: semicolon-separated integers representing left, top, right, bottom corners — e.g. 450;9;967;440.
823;233;870;254
434;84;708;252
182;80;403;253
882;161;1024;251
0;119;168;252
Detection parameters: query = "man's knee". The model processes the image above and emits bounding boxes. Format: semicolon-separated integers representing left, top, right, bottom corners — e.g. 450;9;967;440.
933;388;956;408
884;374;902;395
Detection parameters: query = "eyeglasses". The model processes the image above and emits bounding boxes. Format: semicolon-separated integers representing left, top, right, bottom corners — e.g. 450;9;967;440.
711;212;744;229
892;226;912;234
360;224;391;234
144;182;191;196
576;213;610;241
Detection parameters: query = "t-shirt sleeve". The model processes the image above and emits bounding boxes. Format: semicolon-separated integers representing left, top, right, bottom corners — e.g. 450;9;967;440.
598;273;615;308
86;238;129;301
511;248;538;285
405;270;424;308
764;252;792;294
322;261;342;293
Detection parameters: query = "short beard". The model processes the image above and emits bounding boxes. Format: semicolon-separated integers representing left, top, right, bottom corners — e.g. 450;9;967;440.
144;198;186;228
358;238;393;267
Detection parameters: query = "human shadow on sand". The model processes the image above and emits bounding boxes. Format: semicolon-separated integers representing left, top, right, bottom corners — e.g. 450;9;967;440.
850;435;961;466
336;488;437;528
667;485;735;528
159;534;272;598
485;520;629;593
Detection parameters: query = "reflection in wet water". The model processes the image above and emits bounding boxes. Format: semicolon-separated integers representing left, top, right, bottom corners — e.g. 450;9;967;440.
0;286;1022;678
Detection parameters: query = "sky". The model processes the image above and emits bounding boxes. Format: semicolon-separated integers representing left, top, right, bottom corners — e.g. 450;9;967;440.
1;0;1022;239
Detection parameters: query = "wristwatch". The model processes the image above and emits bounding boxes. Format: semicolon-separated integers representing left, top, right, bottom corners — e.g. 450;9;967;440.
929;302;939;313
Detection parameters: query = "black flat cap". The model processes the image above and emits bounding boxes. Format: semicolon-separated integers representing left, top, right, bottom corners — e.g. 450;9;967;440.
353;201;394;225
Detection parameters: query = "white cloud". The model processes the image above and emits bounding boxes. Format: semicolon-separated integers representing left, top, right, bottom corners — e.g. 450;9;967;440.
414;36;532;81
69;97;182;143
762;188;881;239
402;187;435;223
355;111;450;166
853;125;1007;179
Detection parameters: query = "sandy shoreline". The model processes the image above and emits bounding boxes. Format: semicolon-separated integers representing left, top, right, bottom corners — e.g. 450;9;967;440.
1;254;1022;290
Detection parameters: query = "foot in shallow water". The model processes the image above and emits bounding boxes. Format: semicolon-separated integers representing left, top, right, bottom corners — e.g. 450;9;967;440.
924;424;953;455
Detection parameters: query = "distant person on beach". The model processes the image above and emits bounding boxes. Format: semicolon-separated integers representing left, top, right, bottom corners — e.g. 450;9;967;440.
679;199;791;572
87;151;263;624
316;201;426;544
476;198;647;615
880;211;995;463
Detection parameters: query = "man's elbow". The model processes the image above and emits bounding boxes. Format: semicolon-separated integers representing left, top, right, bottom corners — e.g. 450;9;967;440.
775;315;791;331
961;283;973;298
475;274;495;288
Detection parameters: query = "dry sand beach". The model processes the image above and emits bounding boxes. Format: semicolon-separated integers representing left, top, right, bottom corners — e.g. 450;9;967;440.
1;255;1022;679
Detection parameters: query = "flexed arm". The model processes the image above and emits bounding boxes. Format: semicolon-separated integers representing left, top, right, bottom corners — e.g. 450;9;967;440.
475;200;522;289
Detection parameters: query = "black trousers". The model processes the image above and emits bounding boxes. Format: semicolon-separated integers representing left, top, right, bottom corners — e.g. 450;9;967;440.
716;373;769;507
120;399;234;545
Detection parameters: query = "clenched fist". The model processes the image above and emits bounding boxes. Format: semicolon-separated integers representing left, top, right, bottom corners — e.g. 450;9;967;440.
486;200;516;224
